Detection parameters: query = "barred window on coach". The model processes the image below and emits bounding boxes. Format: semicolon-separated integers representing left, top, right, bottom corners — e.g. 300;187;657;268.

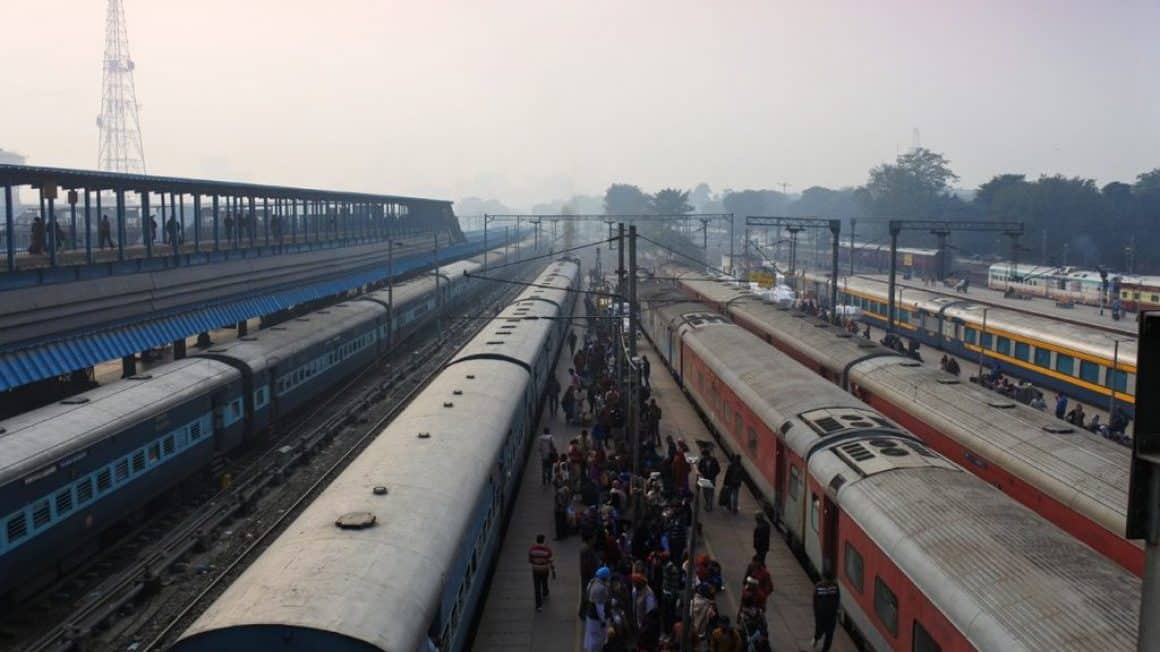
844;543;864;593
874;576;899;637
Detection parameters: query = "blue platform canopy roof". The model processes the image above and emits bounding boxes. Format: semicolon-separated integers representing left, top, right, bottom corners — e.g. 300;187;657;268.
0;237;485;391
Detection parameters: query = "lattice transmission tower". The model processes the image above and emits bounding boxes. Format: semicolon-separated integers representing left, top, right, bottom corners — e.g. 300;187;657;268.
97;0;146;174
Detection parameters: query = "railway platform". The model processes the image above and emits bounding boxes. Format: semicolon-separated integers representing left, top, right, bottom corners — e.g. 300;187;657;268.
475;304;856;651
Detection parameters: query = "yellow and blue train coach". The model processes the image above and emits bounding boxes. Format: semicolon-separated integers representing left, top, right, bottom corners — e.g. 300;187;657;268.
821;277;1136;417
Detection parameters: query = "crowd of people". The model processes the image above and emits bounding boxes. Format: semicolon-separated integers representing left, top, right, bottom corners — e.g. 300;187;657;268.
528;277;840;652
968;361;1134;445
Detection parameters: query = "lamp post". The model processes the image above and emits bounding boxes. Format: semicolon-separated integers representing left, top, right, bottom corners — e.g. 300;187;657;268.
976;307;989;382
1110;338;1122;423
681;474;714;652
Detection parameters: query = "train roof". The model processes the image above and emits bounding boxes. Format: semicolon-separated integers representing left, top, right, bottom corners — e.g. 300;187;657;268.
677;269;1135;542
449;261;579;368
673;316;878;442
842;240;941;257
193;300;385;371
851;355;1133;539
0;358;238;487
176;356;532;651
828;462;1139;650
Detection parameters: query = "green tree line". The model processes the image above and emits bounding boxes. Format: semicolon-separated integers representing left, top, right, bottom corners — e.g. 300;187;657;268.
604;151;1160;272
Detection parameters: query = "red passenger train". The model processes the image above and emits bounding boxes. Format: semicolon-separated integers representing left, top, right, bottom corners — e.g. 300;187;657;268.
640;283;1138;652
670;267;1141;576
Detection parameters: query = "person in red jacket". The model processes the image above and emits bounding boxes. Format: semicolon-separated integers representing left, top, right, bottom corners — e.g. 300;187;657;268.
528;534;555;612
672;441;691;492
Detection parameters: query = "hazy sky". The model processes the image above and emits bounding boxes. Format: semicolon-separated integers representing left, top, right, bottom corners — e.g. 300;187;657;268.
4;1;1158;209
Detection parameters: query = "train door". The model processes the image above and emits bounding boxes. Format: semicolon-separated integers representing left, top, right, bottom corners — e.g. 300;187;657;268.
773;440;787;524
804;491;822;569
822;496;839;575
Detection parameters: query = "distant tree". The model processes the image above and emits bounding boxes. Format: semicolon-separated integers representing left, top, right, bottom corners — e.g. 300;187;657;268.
862;148;959;219
604;184;652;215
690;182;713;211
722;189;790;243
788;186;865;219
975;174;1027;215
1102;182;1135;214
1134;168;1160;197
651;188;693;215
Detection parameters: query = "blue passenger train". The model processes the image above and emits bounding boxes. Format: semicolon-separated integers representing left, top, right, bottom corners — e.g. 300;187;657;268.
0;247;519;604
172;259;581;652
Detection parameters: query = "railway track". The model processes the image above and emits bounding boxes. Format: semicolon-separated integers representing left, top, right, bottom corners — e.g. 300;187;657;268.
13;259;542;652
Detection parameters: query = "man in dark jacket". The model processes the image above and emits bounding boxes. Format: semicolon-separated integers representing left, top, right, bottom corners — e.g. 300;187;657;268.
721;455;744;514
812;571;840;651
753;512;770;565
697;450;720;511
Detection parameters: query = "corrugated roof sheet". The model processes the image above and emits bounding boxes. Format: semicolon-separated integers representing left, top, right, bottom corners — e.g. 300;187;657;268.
0;238;485;390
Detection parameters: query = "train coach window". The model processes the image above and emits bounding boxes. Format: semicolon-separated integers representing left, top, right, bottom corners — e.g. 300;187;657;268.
844;543;864;593
75;477;93;505
114;459;129;483
1034;348;1052;368
964;327;976;345
1014;342;1030;362
748;426;758;452
1080;360;1100;384
810;495;820;532
913;621;942;652
874;576;899;637
1106;369;1129;393
55;488;73;517
789;466;802;501
1055;354;1074;375
96;468;112;493
996;337;1011;356
6;512;27;544
31;499;50;529
979;332;993;349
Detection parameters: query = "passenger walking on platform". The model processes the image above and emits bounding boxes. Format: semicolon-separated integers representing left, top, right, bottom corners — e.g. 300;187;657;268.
721;454;743;514
149;215;158;243
698;449;721;512
671;440;690;492
1055;393;1068;420
528;534;555;612
28;217;45;254
583;567;611;652
98;215;115;249
539;428;556;486
54;221;66;251
641;354;652;389
166;216;180;249
811;571;840;651
661;553;683;633
569;329;578;355
632;573;660;648
753;513;770;566
546;374;561;418
554;483;571;540
562;386;577;425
